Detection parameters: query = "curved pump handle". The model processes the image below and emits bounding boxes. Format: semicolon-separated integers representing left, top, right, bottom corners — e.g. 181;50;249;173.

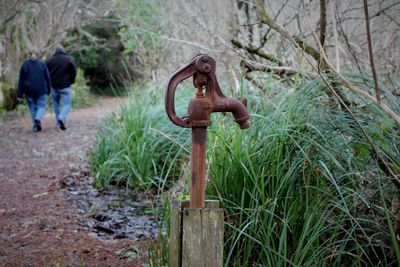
165;54;204;128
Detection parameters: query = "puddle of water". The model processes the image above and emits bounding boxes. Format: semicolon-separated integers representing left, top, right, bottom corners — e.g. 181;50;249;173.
66;176;164;240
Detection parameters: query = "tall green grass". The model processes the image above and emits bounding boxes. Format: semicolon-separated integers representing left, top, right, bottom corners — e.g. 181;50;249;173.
207;78;399;266
90;77;399;266
90;86;190;190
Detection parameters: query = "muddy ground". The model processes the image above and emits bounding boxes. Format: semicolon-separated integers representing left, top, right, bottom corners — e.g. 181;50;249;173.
0;98;155;267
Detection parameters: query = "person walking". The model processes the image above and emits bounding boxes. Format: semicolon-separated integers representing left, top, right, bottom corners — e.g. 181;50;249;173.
46;45;77;130
17;49;51;132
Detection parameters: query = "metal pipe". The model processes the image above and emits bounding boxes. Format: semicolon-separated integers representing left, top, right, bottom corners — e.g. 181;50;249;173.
190;127;207;208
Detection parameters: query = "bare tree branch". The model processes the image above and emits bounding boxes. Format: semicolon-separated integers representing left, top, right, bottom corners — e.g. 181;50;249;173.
383;12;400;28
231;38;283;65
319;0;327;48
255;0;322;63
311;31;400;125
334;4;365;76
179;0;232;50
252;0;400;125
363;0;381;105
331;0;340;72
0;0;22;34
241;60;317;78
258;0;290;49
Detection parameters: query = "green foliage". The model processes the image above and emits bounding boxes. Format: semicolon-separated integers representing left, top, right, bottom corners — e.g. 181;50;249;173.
71;69;96;108
148;198;170;267
67;17;136;93
117;0;163;53
0;101;30;120
207;78;400;266
90;85;190;190
89;75;400;266
1;80;18;110
113;0;168;80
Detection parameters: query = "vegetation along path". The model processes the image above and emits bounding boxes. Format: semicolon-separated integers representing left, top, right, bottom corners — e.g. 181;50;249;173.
0;97;149;266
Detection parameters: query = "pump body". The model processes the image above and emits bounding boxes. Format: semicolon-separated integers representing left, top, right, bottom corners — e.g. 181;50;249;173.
166;54;250;208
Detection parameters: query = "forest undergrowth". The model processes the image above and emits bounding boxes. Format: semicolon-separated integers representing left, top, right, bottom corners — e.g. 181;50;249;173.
90;74;400;266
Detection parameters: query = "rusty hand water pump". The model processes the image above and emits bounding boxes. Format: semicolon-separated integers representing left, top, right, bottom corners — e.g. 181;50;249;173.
166;54;250;208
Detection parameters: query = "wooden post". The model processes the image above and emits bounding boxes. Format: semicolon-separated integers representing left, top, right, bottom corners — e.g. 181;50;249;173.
169;200;223;267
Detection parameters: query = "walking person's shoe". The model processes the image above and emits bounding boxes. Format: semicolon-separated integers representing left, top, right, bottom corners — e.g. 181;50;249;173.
33;119;42;132
58;119;66;130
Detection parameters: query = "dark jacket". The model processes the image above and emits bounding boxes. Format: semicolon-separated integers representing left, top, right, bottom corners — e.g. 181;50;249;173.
46;51;77;89
17;59;51;99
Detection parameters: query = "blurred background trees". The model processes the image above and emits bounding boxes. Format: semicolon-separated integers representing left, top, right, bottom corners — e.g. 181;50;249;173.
0;0;111;108
1;0;399;109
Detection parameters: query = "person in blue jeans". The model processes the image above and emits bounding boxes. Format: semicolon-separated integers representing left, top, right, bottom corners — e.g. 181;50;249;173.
46;45;77;130
17;49;51;132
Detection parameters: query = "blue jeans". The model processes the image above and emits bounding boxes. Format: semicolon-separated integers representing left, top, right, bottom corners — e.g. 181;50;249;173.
26;95;47;123
51;87;71;126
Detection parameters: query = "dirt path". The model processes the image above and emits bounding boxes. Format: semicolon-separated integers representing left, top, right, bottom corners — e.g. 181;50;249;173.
0;98;149;266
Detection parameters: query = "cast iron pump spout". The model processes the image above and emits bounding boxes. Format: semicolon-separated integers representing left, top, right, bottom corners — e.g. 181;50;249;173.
166;54;250;208
209;89;250;129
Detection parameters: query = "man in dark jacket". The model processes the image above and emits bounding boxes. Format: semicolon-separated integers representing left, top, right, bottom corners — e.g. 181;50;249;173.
17;49;51;132
46;45;77;130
